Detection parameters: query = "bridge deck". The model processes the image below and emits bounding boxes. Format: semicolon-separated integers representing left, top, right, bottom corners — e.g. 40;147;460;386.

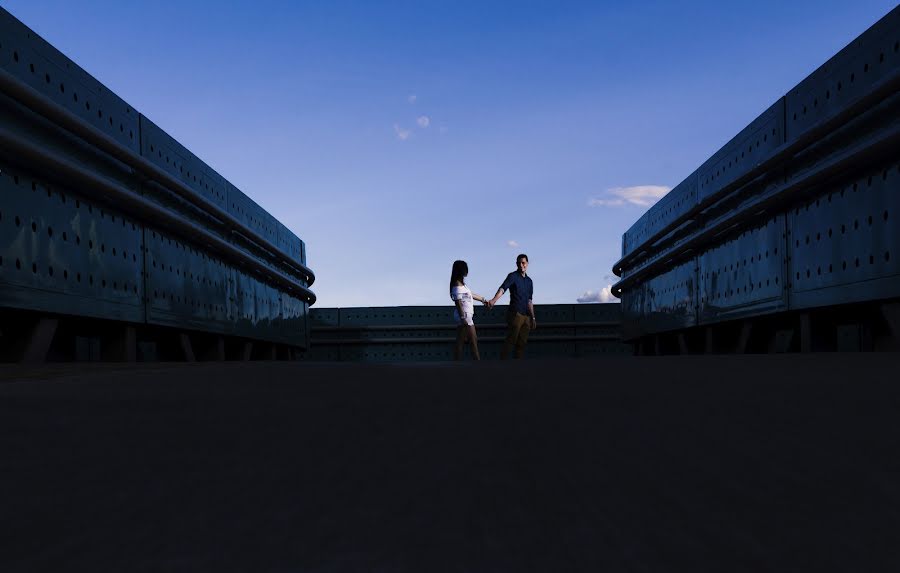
1;357;897;571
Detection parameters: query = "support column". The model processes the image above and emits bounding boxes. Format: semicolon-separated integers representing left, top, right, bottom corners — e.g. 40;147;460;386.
677;333;689;355
881;303;900;344
735;322;752;354
22;318;58;363
124;326;137;362
800;313;811;353
242;342;253;361
771;329;795;353
179;333;195;362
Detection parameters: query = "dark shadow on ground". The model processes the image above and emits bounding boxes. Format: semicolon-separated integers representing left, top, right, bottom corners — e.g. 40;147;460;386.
1;356;898;572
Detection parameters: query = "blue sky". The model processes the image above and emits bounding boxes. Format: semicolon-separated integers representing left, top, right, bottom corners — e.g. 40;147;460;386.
3;0;896;306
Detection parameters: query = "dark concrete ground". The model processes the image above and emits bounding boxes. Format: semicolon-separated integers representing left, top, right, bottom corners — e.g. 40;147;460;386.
1;355;899;572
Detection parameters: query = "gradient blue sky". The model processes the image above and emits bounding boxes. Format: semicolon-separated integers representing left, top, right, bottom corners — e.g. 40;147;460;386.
3;1;896;306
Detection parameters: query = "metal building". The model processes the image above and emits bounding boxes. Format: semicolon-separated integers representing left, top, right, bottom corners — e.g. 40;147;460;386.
613;7;900;353
0;8;315;361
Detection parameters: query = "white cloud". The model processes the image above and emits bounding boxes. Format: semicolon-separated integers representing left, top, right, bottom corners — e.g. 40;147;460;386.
394;124;411;141
588;198;625;207
577;285;619;303
408;94;417;104
588;185;671;208
417;115;430;128
507;240;520;248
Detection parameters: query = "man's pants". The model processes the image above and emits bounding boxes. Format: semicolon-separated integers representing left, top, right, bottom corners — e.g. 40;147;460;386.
502;311;531;359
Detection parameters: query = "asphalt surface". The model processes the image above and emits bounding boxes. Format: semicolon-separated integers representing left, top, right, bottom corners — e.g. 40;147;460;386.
1;355;899;572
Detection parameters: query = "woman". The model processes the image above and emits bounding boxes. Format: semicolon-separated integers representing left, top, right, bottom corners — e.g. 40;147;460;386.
450;260;491;360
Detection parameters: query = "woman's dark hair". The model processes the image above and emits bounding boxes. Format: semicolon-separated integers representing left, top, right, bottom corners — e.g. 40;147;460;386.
450;260;468;287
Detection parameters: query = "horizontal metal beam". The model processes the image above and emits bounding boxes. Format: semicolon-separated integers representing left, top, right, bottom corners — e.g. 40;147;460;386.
0;66;315;288
314;335;621;345
312;321;619;332
0;125;316;304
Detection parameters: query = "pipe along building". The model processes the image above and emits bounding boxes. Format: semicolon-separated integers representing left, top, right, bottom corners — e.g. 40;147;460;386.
1;7;899;361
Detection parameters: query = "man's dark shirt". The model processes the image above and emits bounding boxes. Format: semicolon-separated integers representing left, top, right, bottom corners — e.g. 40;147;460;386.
500;271;533;315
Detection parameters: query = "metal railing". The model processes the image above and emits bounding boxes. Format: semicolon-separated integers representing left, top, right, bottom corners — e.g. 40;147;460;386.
303;305;630;361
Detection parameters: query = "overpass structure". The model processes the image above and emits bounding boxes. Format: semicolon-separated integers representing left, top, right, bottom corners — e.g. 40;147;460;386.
0;8;315;361
613;7;900;354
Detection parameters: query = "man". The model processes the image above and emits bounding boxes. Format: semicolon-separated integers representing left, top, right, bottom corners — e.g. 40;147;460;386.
489;254;536;359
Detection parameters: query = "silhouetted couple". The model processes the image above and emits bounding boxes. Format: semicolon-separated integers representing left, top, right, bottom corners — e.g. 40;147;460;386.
450;254;536;361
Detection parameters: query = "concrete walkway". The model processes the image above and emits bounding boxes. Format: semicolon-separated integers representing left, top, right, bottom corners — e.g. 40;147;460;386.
1;356;898;572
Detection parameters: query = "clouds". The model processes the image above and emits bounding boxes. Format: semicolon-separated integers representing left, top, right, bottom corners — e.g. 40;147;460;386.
588;185;671;208
507;240;520;248
578;274;619;303
577;286;619;303
394;95;439;141
393;124;411;141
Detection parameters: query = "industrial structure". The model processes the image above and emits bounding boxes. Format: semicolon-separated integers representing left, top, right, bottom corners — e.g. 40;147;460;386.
303;304;629;362
0;8;315;361
4;5;898;362
613;7;900;353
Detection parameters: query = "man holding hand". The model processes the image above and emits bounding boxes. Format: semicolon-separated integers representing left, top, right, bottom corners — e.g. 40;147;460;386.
488;254;536;359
